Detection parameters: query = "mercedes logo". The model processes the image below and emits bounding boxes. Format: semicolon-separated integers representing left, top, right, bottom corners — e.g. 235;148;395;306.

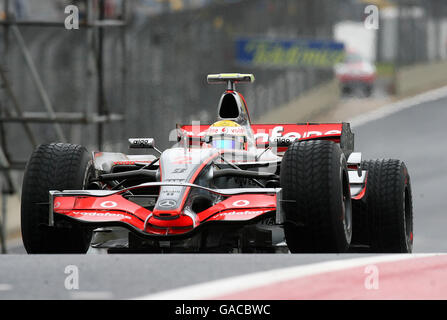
159;199;177;208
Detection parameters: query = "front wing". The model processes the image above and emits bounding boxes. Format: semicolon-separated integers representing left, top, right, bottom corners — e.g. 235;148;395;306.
50;182;280;239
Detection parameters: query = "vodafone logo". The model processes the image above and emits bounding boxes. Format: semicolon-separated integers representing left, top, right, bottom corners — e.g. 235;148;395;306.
53;202;61;209
233;200;250;207
72;211;131;220
208;126;245;135
254;126;342;143
215;210;264;218
100;201;118;208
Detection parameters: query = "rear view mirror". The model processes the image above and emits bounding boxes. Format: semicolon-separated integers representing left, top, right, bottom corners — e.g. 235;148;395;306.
128;138;155;149
271;137;297;147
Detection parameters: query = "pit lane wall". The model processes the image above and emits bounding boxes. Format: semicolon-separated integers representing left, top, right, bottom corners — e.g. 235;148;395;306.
254;79;339;124
396;60;447;98
255;60;447;124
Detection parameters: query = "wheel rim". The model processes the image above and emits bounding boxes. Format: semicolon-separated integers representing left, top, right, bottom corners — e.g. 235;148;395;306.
403;186;413;251
341;168;352;241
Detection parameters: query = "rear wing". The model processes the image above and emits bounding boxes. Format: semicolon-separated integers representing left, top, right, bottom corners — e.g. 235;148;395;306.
179;122;354;156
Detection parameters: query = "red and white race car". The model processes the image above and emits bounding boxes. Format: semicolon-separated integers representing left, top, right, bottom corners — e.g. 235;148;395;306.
21;73;413;253
335;50;376;97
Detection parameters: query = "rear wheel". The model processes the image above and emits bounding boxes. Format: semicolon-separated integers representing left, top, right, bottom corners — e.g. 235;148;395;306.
280;140;352;253
363;84;373;97
352;159;413;253
21;143;93;253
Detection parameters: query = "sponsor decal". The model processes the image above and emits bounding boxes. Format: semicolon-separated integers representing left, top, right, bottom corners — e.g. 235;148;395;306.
235;37;345;69
254;126;341;144
161;189;182;195
71;211;131;220
181;125;342;141
158;199;177;208
53;201;61;209
214;210;265;218
100;201;118;208
113;160;154;166
232;200;250;207
208;126;246;135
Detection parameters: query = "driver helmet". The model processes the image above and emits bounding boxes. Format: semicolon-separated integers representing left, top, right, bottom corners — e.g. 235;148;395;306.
206;120;247;150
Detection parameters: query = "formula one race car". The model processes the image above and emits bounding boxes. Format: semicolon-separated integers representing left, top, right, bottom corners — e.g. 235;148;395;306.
21;73;413;254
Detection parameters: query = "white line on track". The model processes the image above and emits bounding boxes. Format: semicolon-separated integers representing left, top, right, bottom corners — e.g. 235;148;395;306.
349;85;447;128
134;254;442;300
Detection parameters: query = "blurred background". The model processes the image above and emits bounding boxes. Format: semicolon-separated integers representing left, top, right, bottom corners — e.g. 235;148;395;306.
1;0;447;252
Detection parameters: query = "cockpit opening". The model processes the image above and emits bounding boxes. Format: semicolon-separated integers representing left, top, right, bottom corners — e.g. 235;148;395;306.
219;94;240;119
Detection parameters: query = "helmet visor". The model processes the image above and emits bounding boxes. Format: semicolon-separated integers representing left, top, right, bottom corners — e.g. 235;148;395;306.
212;139;235;149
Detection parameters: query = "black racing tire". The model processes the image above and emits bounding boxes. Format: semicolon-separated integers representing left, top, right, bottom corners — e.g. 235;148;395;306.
280;140;352;253
21;143;93;253
363;84;373;97
352;159;413;253
341;85;352;97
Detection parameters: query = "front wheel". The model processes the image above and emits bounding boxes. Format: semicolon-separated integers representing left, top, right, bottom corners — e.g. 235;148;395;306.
280;140;352;253
21;143;93;253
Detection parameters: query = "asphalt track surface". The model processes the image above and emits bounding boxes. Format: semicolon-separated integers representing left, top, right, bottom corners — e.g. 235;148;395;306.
1;88;447;299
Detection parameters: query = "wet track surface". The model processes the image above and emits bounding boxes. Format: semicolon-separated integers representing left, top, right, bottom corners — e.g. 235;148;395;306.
1;93;447;299
0;254;360;299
